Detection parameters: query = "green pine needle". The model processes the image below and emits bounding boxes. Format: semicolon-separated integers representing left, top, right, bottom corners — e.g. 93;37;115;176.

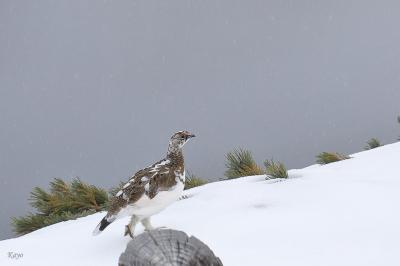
225;148;263;179
264;159;288;179
11;177;108;236
316;152;350;165
184;171;208;190
364;138;382;150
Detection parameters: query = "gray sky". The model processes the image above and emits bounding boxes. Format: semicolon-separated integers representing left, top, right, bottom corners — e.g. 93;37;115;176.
1;0;399;240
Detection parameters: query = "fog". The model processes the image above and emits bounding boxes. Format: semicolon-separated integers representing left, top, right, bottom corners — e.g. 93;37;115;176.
1;0;399;239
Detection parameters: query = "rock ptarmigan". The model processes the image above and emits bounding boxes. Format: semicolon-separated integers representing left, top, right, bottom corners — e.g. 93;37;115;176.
93;130;195;238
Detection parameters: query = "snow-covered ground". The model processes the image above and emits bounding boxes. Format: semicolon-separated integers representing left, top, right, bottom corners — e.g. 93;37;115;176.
1;142;400;266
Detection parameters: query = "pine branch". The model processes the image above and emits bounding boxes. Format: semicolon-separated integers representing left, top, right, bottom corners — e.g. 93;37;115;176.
225;148;263;179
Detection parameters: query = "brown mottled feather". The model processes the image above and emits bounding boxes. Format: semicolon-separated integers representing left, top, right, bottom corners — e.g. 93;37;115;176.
93;130;195;235
106;152;184;218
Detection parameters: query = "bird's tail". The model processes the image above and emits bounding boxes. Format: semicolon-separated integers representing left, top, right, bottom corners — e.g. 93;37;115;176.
92;215;115;236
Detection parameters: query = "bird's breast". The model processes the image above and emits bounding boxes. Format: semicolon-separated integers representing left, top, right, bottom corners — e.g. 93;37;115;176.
174;170;185;183
126;176;185;218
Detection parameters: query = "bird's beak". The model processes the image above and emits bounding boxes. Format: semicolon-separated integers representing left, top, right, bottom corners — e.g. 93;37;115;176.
187;134;196;138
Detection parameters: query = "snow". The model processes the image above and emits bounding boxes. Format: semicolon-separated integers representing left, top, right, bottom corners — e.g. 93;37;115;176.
1;142;400;266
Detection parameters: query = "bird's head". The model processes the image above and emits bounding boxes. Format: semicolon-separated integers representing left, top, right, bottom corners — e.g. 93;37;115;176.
168;130;196;152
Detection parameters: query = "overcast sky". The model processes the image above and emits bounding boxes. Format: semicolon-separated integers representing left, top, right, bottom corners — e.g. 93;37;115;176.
1;0;399;240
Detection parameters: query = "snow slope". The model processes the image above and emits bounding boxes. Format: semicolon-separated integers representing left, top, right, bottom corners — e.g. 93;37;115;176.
1;143;400;266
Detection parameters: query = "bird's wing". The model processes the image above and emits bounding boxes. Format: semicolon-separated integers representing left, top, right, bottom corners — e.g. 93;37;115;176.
106;158;172;217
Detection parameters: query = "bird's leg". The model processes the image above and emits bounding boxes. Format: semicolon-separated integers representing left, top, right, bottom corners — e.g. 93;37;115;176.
124;215;139;238
141;217;167;231
141;217;155;231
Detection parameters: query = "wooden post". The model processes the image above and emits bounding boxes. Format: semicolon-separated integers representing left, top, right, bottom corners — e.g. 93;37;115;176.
119;229;223;266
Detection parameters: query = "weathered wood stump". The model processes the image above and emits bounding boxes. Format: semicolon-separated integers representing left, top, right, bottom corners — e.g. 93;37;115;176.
118;229;223;266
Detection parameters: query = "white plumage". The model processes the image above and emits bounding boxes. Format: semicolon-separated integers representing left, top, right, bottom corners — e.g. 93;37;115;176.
93;131;195;237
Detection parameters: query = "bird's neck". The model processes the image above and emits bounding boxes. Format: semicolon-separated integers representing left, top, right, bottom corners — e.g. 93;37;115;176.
167;143;184;166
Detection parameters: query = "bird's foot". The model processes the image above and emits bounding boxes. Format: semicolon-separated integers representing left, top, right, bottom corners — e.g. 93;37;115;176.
124;225;134;238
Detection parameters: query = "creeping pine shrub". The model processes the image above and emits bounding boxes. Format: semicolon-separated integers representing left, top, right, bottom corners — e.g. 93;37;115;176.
316;152;350;165
264;159;288;179
11;210;96;236
224;148;263;179
364;138;382;150
11;178;108;235
184;171;208;190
